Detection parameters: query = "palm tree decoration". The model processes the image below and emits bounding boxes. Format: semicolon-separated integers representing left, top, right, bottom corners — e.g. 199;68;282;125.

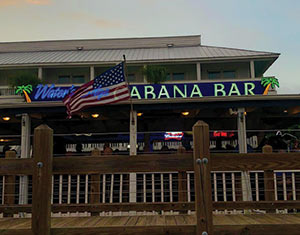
261;77;279;95
16;85;33;103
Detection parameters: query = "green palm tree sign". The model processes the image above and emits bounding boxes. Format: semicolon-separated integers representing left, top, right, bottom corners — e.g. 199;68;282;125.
261;77;279;95
15;85;33;103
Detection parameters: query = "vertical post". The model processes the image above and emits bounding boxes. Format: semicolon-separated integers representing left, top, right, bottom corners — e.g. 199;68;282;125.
129;110;137;203
193;121;213;235
178;147;187;210
90;149;101;216
38;67;43;81
196;63;201;81
32;124;53;235
90;66;95;81
19;113;31;215
4;151;16;217
263;145;275;212
250;60;255;78
237;108;253;202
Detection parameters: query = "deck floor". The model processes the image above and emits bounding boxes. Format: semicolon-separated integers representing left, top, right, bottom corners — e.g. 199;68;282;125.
1;214;300;234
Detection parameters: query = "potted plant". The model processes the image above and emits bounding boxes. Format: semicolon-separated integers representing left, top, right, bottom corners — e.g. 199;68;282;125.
143;65;168;84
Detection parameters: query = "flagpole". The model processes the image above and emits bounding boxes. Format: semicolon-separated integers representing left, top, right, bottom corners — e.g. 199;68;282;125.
123;55;134;125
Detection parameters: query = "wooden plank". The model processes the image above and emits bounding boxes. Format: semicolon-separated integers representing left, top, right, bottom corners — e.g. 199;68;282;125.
52;202;195;213
0;229;33;235
90;148;101;216
211;152;300;171
0;159;33;175
193;120;213;235
32;124;53;235
53;153;193;174
3;151;16;217
213;201;300;210
178;171;187;203
214;224;300;235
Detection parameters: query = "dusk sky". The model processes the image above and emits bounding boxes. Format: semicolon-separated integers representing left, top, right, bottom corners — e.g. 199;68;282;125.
0;0;299;94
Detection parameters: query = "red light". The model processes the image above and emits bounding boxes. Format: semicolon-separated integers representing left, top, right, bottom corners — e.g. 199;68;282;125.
213;131;235;138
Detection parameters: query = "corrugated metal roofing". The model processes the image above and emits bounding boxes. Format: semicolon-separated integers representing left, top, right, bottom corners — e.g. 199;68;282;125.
0;36;279;66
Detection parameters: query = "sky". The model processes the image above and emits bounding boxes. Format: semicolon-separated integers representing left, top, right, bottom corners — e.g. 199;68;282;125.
0;0;299;94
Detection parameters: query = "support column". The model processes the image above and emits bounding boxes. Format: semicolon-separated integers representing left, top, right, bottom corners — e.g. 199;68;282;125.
196;63;201;81
129;110;137;203
250;60;255;78
19;113;31;216
237;108;252;201
90;66;95;81
38;67;43;81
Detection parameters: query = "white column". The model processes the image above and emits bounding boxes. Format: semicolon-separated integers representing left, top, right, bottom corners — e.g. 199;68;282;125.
19;113;31;216
90;66;95;81
250;60;255;78
38;67;43;80
237;108;252;202
143;65;147;83
196;63;201;81
129;110;137;203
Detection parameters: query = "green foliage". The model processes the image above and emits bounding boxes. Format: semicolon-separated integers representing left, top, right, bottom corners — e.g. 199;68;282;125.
16;85;33;94
143;65;167;84
261;77;280;89
8;72;41;89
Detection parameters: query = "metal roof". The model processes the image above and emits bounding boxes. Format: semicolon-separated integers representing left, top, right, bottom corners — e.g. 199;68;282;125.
0;35;279;66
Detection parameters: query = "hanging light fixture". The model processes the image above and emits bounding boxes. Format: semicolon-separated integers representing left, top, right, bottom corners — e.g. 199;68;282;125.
137;112;143;117
181;111;189;116
2;116;10;121
91;113;100;118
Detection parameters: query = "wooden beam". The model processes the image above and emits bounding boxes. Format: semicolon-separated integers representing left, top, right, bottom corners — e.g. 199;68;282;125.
53;153;193;174
32;124;53;235
0;159;33;175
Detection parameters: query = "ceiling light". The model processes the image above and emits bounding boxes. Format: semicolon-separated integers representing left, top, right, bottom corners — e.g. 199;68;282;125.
181;111;189;116
137;112;143;117
2;117;10;121
284;110;288;113
91;113;99;118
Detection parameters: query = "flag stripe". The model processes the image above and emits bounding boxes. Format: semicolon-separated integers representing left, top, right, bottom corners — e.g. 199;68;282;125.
69;86;129;113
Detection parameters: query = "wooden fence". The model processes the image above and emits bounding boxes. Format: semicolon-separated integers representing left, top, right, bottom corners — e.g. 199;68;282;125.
1;122;300;234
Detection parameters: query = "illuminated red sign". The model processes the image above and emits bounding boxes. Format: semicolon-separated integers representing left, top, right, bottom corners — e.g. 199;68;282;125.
213;131;235;138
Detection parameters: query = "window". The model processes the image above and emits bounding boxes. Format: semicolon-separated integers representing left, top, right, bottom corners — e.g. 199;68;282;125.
223;71;236;79
72;75;85;84
173;73;184;81
58;76;70;84
127;74;135;83
208;71;221;79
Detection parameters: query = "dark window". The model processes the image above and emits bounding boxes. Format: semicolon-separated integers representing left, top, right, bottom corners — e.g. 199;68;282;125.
127;74;135;82
208;71;221;79
58;76;70;84
173;73;184;81
72;75;85;84
223;71;236;79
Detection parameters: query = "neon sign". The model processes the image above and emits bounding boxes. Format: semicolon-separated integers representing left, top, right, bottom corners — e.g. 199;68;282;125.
81;87;110;100
212;131;235;138
164;132;184;140
29;78;276;102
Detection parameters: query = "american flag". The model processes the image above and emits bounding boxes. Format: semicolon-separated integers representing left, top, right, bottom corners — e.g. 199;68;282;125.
63;62;130;117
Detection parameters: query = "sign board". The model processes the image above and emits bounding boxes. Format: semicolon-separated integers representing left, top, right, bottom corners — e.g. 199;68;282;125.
29;80;270;102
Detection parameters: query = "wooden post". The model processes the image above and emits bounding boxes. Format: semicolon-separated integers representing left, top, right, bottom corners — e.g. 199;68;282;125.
193;121;213;235
263;145;275;213
90;149;101;216
32;124;53;235
178;171;187;202
3;151;16;217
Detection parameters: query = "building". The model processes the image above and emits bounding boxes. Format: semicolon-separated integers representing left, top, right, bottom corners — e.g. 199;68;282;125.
0;35;299;155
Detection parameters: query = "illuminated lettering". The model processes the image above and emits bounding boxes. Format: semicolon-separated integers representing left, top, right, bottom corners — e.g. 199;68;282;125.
158;85;170;99
190;84;203;97
228;83;241;96
244;82;255;95
173;85;187;98
130;86;141;99
144;86;156;99
214;84;226;96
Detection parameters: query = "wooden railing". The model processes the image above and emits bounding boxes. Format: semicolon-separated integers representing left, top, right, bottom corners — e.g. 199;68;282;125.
1;122;300;234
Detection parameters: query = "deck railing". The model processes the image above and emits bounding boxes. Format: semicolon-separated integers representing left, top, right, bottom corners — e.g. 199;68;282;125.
1;122;300;234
